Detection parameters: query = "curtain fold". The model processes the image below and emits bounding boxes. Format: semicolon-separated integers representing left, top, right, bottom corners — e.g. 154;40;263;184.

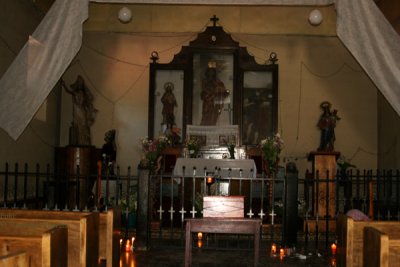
0;0;89;139
1;0;399;140
336;0;400;118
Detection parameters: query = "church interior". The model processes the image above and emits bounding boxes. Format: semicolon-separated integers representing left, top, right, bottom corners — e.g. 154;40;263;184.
1;0;400;266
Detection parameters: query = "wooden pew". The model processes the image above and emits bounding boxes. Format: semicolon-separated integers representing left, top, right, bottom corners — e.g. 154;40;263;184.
363;226;400;267
0;251;29;267
337;215;400;267
0;222;68;267
0;208;121;267
0;210;99;267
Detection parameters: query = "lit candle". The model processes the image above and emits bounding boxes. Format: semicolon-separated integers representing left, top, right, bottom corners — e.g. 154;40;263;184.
331;243;337;255
197;240;203;248
280;248;285;256
120;238;123;246
125;240;131;252
197;232;203;239
271;243;276;254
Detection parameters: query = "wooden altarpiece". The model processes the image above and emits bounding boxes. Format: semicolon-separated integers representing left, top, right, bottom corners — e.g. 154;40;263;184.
148;16;279;148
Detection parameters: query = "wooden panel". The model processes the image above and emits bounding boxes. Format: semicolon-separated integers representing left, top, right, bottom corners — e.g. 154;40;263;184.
99;208;121;267
0;251;29;267
203;196;244;218
363;227;389;267
305;218;336;233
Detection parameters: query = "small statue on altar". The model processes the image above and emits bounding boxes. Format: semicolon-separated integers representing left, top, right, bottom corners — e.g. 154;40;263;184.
317;101;340;152
101;129;117;174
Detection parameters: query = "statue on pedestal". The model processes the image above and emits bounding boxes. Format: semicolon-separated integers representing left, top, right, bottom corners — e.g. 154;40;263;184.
317;101;340;152
62;75;97;145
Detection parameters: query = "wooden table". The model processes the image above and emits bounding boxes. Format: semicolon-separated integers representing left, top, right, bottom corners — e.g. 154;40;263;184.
185;218;261;267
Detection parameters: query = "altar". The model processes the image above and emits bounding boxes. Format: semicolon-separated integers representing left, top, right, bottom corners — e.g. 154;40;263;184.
173;158;257;178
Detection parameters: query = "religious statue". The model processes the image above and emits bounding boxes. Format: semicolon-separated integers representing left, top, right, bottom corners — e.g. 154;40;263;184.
161;82;177;127
200;61;230;125
317;101;340;152
61;75;97;145
101;129;117;174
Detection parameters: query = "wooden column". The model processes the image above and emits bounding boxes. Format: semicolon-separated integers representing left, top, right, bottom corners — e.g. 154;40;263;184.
308;151;340;218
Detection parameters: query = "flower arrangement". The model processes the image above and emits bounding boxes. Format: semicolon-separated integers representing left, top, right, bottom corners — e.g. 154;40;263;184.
260;133;284;174
139;135;170;172
185;136;201;158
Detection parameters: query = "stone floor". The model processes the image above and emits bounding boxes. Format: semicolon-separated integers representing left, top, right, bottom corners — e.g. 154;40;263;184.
120;240;336;267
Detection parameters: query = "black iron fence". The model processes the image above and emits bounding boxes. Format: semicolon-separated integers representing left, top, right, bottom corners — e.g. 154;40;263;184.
1;162;400;250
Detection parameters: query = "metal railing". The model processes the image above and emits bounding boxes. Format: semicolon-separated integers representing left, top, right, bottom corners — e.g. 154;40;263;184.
1;162;400;251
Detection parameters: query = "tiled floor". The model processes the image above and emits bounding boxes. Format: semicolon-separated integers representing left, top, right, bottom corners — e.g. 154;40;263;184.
120;241;336;267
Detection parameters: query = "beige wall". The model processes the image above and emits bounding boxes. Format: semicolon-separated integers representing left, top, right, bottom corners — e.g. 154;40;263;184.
0;0;60;167
59;4;379;175
1;2;391;175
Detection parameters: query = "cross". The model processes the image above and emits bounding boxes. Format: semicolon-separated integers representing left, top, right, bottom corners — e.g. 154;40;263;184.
168;207;175;221
179;207;187;221
269;210;276;225
190;207;197;218
157;206;164;220
258;209;266;219
247;209;254;218
210;15;219;27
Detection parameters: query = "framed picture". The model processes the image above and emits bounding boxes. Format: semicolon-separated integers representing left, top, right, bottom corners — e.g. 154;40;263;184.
218;134;236;146
242;70;278;145
192;53;234;126
150;69;184;143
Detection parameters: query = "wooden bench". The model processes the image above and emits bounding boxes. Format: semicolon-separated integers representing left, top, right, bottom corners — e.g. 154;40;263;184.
363;226;400;267
337;214;400;267
0;222;68;267
0;251;29;267
185;196;261;267
0;210;99;267
0;208;121;267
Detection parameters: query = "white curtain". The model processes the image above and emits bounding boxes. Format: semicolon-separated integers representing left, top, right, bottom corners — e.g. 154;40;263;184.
1;0;400;140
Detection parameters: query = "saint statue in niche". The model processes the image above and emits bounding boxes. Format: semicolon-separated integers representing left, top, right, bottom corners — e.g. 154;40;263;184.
61;75;97;146
161;82;181;145
161;82;177;127
317;101;340;152
200;61;230;125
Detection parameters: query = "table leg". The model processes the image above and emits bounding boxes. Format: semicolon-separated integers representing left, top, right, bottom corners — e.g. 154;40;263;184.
254;223;260;267
185;221;192;267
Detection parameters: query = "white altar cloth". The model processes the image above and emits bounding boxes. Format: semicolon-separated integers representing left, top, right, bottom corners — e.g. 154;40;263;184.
173;158;256;178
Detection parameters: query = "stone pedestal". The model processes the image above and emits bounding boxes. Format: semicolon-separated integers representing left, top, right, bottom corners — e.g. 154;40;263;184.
136;169;150;251
308;151;340;218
